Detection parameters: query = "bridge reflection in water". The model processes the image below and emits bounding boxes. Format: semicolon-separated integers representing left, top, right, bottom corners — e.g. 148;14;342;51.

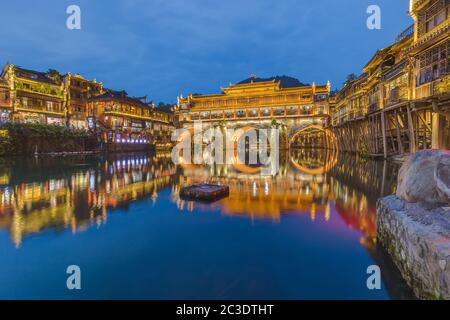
0;150;397;247
173;150;412;299
174;149;395;242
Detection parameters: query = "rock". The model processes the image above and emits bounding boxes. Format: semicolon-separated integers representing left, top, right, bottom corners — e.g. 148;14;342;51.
397;150;450;204
179;184;230;202
436;156;450;201
377;197;450;299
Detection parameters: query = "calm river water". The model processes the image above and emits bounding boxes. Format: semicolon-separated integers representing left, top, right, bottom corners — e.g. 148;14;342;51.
0;150;415;299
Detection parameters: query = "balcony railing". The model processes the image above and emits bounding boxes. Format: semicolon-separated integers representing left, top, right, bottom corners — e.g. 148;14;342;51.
395;24;414;43
368;102;380;113
17;104;64;114
210;113;223;119
385;86;409;106
416;75;450;99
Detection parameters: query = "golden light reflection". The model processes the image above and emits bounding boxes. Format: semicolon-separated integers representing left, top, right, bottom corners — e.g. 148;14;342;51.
0;155;176;247
0;150;397;249
172;150;396;250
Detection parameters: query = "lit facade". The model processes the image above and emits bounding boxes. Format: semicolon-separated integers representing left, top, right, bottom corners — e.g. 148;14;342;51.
333;28;415;126
178;79;331;124
409;0;449;99
333;74;368;126
87;89;175;146
0;78;10;123
177;78;334;150
0;64;176;148
331;0;449;156
0;64;67;125
65;73;103;129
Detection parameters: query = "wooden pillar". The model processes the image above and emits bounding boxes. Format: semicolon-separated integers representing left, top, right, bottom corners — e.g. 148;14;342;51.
432;111;446;149
394;110;404;155
407;103;416;154
381;111;388;158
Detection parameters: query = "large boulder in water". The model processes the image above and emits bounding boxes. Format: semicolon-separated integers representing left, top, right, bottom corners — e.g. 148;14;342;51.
397;150;450;204
436;155;450;200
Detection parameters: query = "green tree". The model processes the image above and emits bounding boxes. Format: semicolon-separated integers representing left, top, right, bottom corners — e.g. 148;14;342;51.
344;73;357;86
271;119;279;128
46;69;62;83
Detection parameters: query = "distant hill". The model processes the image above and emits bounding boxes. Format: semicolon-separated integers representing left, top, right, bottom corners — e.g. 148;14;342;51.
238;75;309;88
156;102;175;113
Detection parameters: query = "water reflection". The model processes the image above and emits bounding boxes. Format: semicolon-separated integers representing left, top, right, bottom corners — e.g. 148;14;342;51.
0;150;415;299
0;153;176;247
172;149;396;237
0;150;399;247
173;150;336;221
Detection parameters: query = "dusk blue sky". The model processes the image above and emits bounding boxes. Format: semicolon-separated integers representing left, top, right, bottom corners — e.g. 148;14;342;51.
0;0;413;103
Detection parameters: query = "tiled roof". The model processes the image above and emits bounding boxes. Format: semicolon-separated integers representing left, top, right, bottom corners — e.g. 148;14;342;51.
238;76;309;88
14;66;62;85
89;89;151;108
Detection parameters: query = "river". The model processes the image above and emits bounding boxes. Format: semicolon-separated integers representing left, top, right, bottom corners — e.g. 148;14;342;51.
0;150;416;299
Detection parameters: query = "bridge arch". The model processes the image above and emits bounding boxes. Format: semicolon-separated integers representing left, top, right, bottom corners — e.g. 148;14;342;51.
289;148;338;175
289;124;338;151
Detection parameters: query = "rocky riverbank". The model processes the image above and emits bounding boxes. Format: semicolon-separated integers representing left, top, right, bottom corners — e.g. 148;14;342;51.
377;196;450;299
377;150;450;300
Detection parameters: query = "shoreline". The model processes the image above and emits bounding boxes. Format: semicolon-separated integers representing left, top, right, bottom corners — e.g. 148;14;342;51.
377;196;450;300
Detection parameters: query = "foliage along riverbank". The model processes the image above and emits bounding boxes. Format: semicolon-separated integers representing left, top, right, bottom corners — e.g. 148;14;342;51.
0;123;98;156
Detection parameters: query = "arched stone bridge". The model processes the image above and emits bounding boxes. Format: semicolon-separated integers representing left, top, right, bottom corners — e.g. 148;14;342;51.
179;119;338;150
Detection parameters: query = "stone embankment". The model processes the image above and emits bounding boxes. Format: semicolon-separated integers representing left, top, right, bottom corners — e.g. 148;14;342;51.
377;150;450;300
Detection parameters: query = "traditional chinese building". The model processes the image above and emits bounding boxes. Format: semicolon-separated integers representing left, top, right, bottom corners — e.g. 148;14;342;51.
64;73;103;129
178;77;331;123
0;64;67;125
409;0;449;147
87;89;175;147
332;73;368;126
177;77;335;149
0;77;11;123
331;0;449;157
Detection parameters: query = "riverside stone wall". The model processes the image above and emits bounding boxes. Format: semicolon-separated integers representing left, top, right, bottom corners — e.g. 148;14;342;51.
377;195;450;300
0;123;98;156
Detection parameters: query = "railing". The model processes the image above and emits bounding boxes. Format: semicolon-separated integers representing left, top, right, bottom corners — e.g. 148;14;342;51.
210;113;223;119
356;110;365;118
415;19;450;46
186;106;330;122
104;107;172;123
416;75;450;99
385;86;409;106
395;24;414;43
368;102;380;114
346;111;354;120
17;104;64;113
